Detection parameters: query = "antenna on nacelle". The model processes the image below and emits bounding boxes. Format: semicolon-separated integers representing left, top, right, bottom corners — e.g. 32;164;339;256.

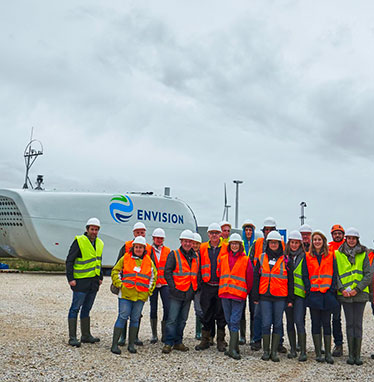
23;127;43;189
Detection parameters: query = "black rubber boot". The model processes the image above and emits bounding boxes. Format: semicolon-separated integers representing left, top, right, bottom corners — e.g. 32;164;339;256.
312;334;324;363
298;333;307;362
134;316;143;346
195;330;211;351
128;326;138;354
354;338;363;366
118;321;127;346
110;327;122;355
217;329;227;352
80;317;100;343
150;318;158;344
226;331;241;360
346;336;355;365
195;316;202;340
261;334;271;361
324;335;334;364
287;330;297;359
68;318;81;347
271;333;281;362
161;320;166;343
239;320;246;345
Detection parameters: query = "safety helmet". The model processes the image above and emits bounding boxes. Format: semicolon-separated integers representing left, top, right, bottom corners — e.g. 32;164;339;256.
266;231;282;242
179;229;195;240
152;228;165;238
133;236;146;246
207;223;221;233
312;230;327;240
263;217;276;228
86;217;100;228
133;222;146;231
345;227;360;238
288;230;302;241
193;233;202;243
242;219;256;229
220;220;231;228
299;224;312;233
331;224;345;234
229;233;242;243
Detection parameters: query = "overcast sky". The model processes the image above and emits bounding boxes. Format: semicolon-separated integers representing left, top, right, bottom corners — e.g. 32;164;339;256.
1;1;374;245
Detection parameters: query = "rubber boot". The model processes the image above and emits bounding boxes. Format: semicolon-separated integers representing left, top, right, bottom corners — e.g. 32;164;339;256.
298;333;307;362
150;318;158;344
118;321;127;346
128;326;138;354
195;316;202;340
80;317;100;343
217;328;227;352
354;338;363;366
68;318;81;347
261;334;271;361
239;320;246;345
287;330;297;359
346;336;355;365
195;330;211;351
134;316;143;346
226;331;241;360
312;334;324;363
324;335;334;364
270;333;281;362
161;320;166;343
110;326;122;355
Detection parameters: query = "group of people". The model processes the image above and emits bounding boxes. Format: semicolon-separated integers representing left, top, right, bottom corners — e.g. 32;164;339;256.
65;217;374;366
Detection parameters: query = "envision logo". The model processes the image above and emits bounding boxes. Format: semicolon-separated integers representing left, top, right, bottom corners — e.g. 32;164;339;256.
109;195;134;223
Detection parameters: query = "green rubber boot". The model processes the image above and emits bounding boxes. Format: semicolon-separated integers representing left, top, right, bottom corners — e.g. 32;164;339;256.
110;326;122;355
134;316;143;346
298;333;307;362
287;330;297;359
261;334;271;361
226;331;241;360
354;338;363;366
68;318;81;347
270;333;280;362
346;336;355;365
195;316;202;340
324;335;334;364
80;317;100;343
312;334;324;363
150;318;158;344
128;326;138;354
118;321;127;346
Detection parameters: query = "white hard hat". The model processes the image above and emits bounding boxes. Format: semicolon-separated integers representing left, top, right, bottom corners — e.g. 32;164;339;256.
288;230;302;241
220;220;231;228
229;233;242;243
208;223;221;232
193;233;202;243
345;227;360;238
180;229;195;240
266;230;282;242
242;219;256;229
86;217;101;228
133;222;146;231
312;229;327;239
263;217;276;228
133;236;146;246
255;230;264;239
152;228;165;238
299;224;312;233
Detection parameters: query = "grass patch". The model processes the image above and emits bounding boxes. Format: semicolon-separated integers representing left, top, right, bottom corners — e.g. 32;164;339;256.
0;257;65;272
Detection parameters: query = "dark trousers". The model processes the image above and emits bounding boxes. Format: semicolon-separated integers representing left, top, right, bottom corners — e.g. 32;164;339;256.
310;308;332;335
342;302;366;338
164;297;191;346
149;285;170;321
285;296;306;334
200;283;226;331
332;301;343;345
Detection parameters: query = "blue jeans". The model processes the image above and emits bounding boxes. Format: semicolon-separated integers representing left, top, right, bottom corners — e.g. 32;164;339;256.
114;298;145;328
68;290;97;319
260;299;286;335
150;286;170;321
165;297;191;346
221;298;245;332
285;296;306;334
332;301;343;345
252;302;262;342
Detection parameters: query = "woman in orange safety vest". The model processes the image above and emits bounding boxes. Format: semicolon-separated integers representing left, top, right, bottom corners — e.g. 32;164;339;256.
302;230;338;364
217;233;253;360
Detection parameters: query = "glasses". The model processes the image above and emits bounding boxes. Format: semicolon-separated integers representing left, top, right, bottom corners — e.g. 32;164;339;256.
209;232;221;235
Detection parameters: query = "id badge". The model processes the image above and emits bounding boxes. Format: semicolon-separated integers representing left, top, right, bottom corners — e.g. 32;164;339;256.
268;259;276;266
133;266;141;273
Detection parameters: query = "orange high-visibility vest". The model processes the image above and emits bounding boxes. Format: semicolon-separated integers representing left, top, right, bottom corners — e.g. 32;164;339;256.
125;240;153;256
200;242;228;282
305;251;333;293
152;246;170;286
369;251;374;266
253;238;285;266
258;252;288;297
172;249;199;292
328;240;344;257
218;253;249;299
122;252;152;292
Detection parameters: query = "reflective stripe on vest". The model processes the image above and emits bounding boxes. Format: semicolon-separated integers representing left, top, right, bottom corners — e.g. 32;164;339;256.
73;235;103;279
218;253;249;299
200;242;227;283
153;246;170;286
172;249;199;292
259;252;288;297
335;250;369;295
305;252;333;293
121;253;152;292
293;257;305;298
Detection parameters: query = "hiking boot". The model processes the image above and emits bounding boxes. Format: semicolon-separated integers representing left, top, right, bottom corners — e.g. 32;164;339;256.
173;343;189;351
195;330;211;351
162;344;172;354
332;344;343;357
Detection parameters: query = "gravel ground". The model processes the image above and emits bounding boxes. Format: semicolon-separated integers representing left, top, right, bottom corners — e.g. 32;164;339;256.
1;273;374;382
